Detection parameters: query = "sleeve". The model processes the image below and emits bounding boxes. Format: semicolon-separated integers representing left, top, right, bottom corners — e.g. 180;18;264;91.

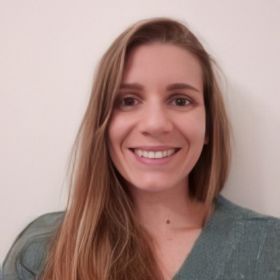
2;212;63;280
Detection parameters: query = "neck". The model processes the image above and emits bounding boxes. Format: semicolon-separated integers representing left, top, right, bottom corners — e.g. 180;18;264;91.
130;183;210;236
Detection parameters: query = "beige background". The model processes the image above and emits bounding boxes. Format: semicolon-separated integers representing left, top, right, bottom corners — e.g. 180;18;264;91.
1;0;280;263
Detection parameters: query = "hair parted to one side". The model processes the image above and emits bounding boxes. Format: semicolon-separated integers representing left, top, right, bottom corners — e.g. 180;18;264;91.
40;17;231;280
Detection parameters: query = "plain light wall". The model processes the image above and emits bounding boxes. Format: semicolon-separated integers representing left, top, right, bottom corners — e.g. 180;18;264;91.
1;0;279;263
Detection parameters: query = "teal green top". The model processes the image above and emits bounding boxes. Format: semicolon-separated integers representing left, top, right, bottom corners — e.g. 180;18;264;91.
3;196;280;279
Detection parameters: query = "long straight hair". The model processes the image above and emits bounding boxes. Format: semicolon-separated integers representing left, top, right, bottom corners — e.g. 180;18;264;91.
41;17;231;280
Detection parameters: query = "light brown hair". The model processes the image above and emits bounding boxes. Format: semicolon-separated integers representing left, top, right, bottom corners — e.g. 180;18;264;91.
41;17;231;280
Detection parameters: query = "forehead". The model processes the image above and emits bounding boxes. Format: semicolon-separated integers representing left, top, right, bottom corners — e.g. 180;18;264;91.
122;43;203;90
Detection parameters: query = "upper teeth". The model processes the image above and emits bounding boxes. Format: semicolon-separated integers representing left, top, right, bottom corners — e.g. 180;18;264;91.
134;149;176;159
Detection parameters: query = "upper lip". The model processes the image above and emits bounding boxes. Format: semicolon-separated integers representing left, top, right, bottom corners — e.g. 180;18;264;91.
129;146;181;151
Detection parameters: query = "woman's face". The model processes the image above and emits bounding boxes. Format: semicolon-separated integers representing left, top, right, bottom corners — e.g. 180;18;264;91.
108;43;206;194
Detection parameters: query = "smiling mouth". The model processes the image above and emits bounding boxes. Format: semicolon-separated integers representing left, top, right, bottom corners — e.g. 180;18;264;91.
129;148;181;159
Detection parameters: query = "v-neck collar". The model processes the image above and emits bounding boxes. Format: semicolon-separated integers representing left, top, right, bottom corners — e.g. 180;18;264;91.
172;195;244;280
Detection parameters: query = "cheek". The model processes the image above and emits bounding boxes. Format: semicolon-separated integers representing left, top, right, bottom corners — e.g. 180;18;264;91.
107;114;136;181
107;119;122;175
108;117;120;157
107;113;134;159
177;109;206;142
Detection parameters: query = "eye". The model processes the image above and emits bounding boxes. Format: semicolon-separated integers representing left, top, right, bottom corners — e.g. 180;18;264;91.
116;95;140;109
170;96;191;106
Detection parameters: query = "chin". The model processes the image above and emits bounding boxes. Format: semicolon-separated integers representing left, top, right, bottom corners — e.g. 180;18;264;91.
129;179;184;194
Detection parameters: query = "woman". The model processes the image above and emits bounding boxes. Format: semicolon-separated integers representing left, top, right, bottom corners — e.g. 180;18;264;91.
3;17;280;280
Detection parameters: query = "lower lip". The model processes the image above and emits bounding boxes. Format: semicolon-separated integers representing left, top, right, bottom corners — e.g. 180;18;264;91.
129;149;180;166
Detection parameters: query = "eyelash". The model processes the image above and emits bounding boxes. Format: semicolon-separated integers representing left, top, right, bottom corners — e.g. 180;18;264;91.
118;96;139;107
170;96;191;106
116;95;192;109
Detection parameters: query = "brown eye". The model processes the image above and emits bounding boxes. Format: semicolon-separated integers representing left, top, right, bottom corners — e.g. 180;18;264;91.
171;97;191;106
116;95;140;109
121;97;137;106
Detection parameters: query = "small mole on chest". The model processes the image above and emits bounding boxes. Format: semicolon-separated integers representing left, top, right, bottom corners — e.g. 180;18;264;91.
166;219;171;224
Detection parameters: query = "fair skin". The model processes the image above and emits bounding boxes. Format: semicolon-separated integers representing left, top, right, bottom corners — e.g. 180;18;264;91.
108;43;210;279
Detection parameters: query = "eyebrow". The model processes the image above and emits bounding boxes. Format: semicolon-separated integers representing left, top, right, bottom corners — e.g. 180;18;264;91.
119;83;143;90
119;82;200;92
167;83;200;92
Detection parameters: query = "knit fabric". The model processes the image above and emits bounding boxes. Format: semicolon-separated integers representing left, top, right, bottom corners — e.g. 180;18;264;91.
3;196;280;280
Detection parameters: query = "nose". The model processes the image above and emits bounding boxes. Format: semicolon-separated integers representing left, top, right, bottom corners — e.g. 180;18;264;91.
138;102;173;136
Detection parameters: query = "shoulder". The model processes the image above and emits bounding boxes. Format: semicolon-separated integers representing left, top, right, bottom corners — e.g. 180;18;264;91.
3;212;64;280
215;196;280;276
216;195;280;230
